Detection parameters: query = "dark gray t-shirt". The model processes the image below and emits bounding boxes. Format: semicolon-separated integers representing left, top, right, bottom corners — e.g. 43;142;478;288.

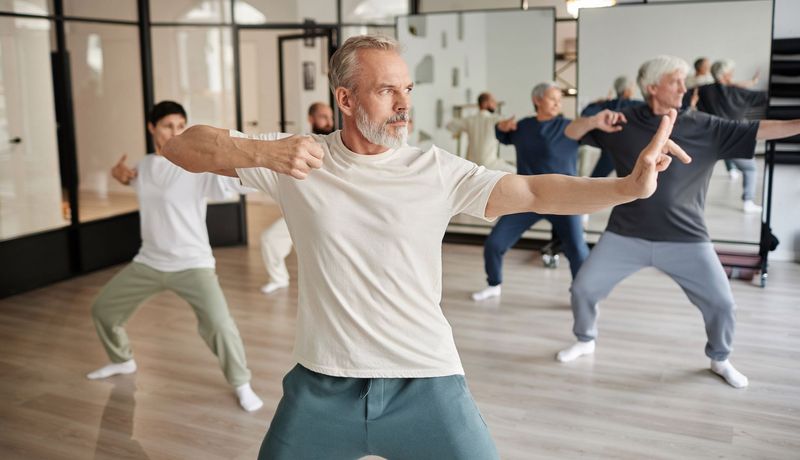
583;104;759;242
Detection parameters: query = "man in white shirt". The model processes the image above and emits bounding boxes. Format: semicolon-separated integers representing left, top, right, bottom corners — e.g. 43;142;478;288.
446;92;515;172
258;102;334;295
86;101;263;413
162;36;690;459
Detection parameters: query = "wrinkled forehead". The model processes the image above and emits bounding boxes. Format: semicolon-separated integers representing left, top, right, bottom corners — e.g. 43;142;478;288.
661;68;687;83
355;49;411;89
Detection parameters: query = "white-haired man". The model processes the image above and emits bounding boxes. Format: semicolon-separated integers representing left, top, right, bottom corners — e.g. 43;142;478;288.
559;55;800;389
471;81;619;302
163;36;689;459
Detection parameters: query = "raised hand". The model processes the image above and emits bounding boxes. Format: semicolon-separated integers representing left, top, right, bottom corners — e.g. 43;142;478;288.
111;154;137;185
625;109;692;199
593;109;627;133
496;116;517;133
262;135;325;180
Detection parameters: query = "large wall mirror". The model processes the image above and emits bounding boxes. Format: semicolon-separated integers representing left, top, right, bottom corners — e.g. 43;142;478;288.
578;0;773;246
397;8;556;236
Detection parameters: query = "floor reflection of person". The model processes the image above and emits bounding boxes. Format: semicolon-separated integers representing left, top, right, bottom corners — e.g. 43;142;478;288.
93;379;149;460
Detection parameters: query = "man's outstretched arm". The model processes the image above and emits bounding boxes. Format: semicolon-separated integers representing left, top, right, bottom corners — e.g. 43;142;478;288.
162;125;325;179
756;119;800;141
564;109;627;140
486;109;691;218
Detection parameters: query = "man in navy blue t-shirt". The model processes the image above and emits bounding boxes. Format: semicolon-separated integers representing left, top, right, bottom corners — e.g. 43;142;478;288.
580;76;644;178
472;82;625;302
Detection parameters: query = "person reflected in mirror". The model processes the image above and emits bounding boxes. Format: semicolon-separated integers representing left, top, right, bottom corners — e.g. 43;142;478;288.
446;91;515;172
471;82;625;302
697;59;768;213
580;76;645;179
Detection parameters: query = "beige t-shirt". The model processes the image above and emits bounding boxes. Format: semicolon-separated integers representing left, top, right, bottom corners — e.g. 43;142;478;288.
234;130;508;378
446;110;502;166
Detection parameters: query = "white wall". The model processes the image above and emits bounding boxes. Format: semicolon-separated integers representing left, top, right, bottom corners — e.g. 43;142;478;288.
68;23;146;201
578;0;773;110
398;9;554;154
774;0;800;39
486;10;555;159
0;18;64;240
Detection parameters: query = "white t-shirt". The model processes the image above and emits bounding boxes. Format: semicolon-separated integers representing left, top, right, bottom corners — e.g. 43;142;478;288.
234;130;508;378
446;110;502;167
686;73;714;89
132;154;245;272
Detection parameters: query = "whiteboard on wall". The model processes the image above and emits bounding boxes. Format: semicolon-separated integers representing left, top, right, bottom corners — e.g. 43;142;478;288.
397;9;555;158
578;0;773;111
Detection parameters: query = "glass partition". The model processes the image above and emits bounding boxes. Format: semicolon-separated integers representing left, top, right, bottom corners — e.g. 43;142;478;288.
0;16;65;240
65;21;146;222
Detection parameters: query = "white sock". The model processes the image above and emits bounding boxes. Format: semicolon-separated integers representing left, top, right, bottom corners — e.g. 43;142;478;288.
471;285;501;301
710;359;749;388
261;281;288;294
556;340;595;362
235;383;264;412
86;359;137;380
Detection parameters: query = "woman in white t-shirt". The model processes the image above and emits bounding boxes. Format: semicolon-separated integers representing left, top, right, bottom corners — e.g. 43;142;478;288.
86;101;263;412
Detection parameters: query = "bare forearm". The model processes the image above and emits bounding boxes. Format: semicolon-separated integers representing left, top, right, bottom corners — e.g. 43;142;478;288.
564;116;597;140
485;174;636;218
162;125;260;173
757;119;800;141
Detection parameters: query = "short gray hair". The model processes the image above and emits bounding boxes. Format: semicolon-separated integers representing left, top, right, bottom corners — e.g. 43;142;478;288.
637;55;690;100
711;59;735;82
531;81;559;100
613;76;629;97
329;35;402;94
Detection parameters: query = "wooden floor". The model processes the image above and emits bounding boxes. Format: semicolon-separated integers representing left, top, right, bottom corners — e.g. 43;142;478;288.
1;203;799;459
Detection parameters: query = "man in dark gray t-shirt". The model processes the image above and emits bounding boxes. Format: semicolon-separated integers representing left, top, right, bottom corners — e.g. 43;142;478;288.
584;104;759;242
559;55;800;390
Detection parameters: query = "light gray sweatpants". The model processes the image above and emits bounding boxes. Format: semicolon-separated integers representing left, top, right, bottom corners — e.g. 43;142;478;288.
570;231;736;361
729;158;758;201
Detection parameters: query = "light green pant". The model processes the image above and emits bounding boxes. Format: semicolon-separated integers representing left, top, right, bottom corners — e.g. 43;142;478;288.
91;262;252;387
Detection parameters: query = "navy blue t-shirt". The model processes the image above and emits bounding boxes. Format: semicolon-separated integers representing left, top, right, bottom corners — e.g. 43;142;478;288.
495;115;578;176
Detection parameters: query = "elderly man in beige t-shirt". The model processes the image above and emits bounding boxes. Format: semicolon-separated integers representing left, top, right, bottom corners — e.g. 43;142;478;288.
162;35;690;459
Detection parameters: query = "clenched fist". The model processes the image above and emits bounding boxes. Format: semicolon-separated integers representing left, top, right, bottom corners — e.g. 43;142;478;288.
262;135;325;180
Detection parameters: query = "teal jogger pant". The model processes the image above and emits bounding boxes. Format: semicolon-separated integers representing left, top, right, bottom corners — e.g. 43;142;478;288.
259;364;499;460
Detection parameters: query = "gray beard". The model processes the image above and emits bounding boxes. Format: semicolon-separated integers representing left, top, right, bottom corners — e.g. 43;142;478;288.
355;106;408;149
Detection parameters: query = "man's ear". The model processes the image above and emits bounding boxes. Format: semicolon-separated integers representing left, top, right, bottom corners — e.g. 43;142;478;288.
147;122;155;135
336;87;355;117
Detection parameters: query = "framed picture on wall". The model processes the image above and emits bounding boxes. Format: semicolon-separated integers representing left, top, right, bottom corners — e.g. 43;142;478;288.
303;61;315;91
